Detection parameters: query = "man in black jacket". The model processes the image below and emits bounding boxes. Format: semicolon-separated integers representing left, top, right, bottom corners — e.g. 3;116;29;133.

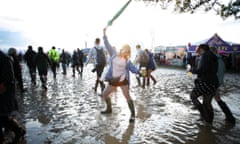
190;44;219;123
35;47;50;90
24;45;37;84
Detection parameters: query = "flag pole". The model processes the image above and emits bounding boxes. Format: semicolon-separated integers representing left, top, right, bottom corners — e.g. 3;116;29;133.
106;0;132;28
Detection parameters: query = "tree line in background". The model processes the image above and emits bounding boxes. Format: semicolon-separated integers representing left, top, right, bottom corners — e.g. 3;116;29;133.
137;0;240;19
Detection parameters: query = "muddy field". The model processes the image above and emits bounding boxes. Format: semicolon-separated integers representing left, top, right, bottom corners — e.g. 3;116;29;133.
12;64;240;144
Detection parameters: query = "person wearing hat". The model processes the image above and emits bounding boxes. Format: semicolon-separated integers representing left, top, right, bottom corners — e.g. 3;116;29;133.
189;44;219;123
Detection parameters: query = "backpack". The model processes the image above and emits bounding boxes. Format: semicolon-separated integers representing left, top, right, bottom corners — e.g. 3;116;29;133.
95;47;106;66
138;50;150;66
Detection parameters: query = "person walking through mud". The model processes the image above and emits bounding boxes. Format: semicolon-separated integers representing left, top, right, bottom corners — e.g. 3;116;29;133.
35;47;50;90
85;38;106;93
8;48;26;93
189;44;219;123
145;49;157;86
77;48;84;77
0;50;26;143
60;49;68;75
210;47;236;124
71;50;81;77
24;45;37;85
48;46;60;79
101;27;140;123
134;45;150;88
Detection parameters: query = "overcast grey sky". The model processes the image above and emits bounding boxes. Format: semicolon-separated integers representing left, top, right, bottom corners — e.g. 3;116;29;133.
0;0;239;51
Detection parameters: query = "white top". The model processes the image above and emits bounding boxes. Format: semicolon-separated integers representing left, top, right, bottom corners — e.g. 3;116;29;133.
112;56;127;82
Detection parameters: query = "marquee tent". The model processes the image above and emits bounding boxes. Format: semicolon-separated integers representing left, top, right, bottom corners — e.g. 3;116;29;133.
188;33;240;53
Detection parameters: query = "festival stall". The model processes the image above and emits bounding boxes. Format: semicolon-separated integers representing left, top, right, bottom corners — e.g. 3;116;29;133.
188;33;240;70
188;33;240;53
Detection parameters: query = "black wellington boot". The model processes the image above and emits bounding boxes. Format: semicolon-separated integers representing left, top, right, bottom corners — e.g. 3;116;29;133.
128;100;135;123
142;77;146;89
100;81;105;93
94;80;99;93
218;100;236;124
136;77;141;87
101;98;112;114
146;77;150;86
203;104;214;124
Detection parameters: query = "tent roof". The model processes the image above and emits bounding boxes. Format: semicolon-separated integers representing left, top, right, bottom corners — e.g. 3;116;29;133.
192;33;231;46
189;33;240;53
206;33;231;47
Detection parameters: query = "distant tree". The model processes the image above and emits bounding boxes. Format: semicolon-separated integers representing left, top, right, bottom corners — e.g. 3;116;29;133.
137;0;240;19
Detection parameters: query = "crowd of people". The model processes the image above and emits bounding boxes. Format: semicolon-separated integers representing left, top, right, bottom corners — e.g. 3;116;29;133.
0;28;158;142
0;28;236;143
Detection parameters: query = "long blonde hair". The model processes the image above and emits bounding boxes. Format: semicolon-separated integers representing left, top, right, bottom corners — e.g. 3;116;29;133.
119;44;131;59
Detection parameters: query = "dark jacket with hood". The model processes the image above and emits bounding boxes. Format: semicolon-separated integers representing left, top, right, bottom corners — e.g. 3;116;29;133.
24;49;37;68
34;48;49;74
193;50;219;87
0;51;18;116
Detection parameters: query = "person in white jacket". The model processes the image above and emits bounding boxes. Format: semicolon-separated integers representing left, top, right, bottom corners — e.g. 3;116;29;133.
85;38;107;93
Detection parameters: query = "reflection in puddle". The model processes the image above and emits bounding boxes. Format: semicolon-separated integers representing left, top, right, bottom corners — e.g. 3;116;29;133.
16;66;240;143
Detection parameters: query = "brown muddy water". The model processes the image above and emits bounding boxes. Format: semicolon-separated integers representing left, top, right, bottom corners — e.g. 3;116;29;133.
12;64;240;144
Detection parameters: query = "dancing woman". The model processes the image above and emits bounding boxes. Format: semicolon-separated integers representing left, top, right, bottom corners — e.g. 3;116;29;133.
101;27;140;123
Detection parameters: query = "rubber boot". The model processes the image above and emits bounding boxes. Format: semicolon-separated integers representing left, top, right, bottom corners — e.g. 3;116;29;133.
136;77;141;87
101;98;112;114
5;118;26;143
151;75;157;85
72;67;75;77
146;76;150;86
142;77;146;89
94;80;99;93
191;97;208;122
100;81;105;93
203;104;214;123
40;76;47;90
218;100;236;124
128;100;135;123
31;73;36;85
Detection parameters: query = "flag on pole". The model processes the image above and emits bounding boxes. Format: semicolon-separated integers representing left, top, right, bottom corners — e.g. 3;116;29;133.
107;0;132;27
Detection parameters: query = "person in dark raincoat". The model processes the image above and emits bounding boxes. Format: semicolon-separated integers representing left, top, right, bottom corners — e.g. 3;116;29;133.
8;48;26;93
190;44;219;123
24;45;37;85
71;50;81;77
0;50;26;143
145;49;157;86
60;49;68;75
77;48;84;77
210;47;236;124
35;47;50;90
